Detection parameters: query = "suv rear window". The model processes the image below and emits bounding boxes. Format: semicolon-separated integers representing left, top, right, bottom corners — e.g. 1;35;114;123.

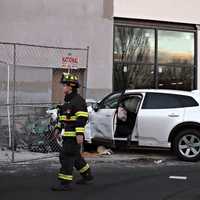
142;93;199;109
179;95;199;107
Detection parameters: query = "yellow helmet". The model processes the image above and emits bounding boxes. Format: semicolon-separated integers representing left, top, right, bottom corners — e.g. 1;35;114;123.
60;72;79;88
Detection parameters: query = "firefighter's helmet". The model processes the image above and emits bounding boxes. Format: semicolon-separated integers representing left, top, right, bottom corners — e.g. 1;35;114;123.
60;72;79;88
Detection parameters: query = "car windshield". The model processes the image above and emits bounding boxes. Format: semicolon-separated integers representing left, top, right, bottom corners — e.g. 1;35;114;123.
99;93;121;109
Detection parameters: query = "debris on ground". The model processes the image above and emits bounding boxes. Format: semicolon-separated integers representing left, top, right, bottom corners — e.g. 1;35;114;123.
154;159;163;164
81;146;113;158
81;152;98;158
97;146;113;155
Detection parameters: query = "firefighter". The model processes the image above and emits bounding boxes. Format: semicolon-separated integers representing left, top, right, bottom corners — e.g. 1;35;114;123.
51;72;93;191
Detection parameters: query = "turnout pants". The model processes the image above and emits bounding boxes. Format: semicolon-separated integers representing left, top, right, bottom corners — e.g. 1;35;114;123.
58;138;90;184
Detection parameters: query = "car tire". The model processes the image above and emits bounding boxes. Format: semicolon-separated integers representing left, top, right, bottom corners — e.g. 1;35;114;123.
173;129;200;162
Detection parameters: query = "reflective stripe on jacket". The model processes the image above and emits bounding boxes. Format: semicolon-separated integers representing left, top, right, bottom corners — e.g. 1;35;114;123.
58;92;88;137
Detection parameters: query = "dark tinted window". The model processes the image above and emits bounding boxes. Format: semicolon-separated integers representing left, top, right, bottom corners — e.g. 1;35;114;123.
178;95;199;107
142;93;199;109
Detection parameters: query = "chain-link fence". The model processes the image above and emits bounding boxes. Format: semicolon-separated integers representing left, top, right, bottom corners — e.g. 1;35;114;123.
0;42;89;163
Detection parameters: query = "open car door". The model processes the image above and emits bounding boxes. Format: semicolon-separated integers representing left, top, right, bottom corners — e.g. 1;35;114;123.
114;94;142;141
89;108;116;140
87;92;121;141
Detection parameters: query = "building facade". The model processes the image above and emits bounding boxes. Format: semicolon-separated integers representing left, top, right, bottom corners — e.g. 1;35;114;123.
0;0;199;103
113;0;199;93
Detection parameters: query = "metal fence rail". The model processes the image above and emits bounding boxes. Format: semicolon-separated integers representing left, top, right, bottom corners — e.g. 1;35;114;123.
0;42;89;163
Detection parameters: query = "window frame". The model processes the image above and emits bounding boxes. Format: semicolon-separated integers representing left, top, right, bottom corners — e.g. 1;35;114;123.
121;94;142;113
98;92;121;109
113;18;197;91
142;92;199;109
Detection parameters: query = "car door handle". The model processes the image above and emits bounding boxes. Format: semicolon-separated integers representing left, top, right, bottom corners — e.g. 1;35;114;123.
105;114;111;117
168;114;180;117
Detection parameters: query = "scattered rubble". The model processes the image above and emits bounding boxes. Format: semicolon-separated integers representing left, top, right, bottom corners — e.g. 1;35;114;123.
97;146;113;155
154;159;163;164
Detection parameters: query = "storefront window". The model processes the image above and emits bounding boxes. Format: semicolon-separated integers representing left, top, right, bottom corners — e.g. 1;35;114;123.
158;65;193;90
157;30;194;90
113;22;196;91
113;63;154;91
114;26;155;63
158;30;194;65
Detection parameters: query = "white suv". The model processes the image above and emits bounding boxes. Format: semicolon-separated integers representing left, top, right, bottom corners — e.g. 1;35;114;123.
85;89;200;162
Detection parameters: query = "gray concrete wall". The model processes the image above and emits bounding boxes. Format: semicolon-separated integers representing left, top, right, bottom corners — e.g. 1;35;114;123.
0;63;52;104
0;0;114;100
114;0;200;24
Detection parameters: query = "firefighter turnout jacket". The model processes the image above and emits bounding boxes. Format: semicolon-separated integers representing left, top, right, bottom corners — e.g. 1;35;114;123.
56;91;88;138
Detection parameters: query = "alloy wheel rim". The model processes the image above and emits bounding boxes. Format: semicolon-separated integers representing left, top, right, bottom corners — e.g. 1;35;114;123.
178;134;200;158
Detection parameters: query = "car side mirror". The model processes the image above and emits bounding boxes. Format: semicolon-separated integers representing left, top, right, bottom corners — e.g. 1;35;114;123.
92;102;99;112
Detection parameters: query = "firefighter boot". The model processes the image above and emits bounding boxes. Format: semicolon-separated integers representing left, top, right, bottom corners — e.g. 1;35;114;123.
51;181;72;191
76;169;94;185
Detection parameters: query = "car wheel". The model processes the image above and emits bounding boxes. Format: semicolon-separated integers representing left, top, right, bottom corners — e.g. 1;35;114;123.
173;129;200;162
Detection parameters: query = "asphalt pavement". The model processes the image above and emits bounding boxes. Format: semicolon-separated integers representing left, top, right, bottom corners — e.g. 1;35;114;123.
0;151;200;200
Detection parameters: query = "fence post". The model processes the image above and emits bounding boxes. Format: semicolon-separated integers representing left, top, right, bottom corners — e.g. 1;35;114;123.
11;44;16;162
7;64;11;148
83;46;89;98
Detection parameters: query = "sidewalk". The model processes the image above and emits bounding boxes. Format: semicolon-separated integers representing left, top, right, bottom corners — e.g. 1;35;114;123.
0;149;58;163
0;148;176;164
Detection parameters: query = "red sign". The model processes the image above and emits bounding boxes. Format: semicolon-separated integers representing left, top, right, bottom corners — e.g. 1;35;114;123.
62;56;79;64
62;56;79;69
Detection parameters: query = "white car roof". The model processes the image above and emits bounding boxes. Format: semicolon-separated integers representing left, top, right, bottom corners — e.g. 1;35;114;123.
125;89;198;97
125;89;200;103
